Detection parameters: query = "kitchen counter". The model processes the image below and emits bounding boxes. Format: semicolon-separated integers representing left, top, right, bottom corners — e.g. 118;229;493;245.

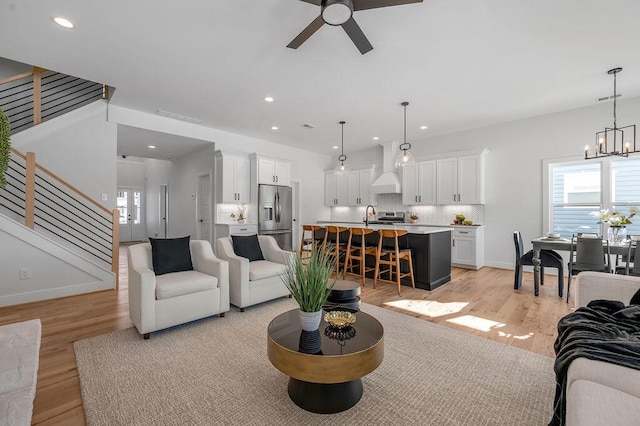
315;221;452;291
317;221;453;235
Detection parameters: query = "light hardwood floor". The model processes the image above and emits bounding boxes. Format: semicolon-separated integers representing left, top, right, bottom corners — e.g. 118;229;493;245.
0;246;571;425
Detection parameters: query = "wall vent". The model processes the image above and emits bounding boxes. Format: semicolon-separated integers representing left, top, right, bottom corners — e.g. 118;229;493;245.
156;109;203;124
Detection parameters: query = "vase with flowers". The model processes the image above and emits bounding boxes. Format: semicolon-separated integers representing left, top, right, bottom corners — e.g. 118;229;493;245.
230;205;247;223
590;207;638;244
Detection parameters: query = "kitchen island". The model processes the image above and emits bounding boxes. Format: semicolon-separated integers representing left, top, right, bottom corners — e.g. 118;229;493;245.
316;222;453;291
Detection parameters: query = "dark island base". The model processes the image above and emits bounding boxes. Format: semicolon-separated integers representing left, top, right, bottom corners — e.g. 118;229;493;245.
331;230;452;291
288;377;363;414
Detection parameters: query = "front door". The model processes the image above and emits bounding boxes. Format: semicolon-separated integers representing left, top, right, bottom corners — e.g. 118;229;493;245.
117;187;145;243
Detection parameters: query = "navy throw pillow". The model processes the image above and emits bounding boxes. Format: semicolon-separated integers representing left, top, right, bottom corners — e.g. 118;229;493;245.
149;236;193;276
231;234;264;262
630;288;640;305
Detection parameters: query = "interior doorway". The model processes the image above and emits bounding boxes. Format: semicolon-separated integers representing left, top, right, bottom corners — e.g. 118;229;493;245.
117;187;146;242
159;184;168;238
197;173;212;243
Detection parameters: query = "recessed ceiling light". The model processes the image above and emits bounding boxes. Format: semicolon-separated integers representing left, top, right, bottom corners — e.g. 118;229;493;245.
52;16;74;28
148;145;156;149
332;146;339;149
264;96;274;102
271;126;279;130
372;136;380;140
420;125;428;130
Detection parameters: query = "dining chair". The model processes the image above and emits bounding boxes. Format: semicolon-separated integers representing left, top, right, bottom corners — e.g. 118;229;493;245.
567;235;611;302
513;231;564;297
299;225;324;261
617;240;640;277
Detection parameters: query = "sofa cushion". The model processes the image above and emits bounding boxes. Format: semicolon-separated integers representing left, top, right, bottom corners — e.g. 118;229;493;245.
155;270;218;300
231;234;265;262
149;236;193;276
249;260;287;281
567;380;640;426
567;357;640;399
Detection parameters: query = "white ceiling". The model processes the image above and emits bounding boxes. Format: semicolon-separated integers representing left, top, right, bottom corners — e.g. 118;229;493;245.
1;0;640;158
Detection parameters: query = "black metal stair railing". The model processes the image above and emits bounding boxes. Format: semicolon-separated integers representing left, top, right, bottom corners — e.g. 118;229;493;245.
0;69;105;133
0;149;117;274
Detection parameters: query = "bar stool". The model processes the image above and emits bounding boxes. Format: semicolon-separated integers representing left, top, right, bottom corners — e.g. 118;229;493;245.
322;226;349;277
299;225;324;261
343;227;377;286
374;229;415;295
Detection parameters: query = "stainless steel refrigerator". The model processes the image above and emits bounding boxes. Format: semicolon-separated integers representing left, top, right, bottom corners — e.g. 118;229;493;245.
258;184;292;250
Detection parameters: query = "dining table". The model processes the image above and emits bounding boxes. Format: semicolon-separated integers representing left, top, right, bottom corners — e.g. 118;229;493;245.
530;237;636;296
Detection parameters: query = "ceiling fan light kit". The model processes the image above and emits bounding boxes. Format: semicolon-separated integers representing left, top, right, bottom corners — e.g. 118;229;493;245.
322;0;353;25
288;0;423;55
584;67;637;159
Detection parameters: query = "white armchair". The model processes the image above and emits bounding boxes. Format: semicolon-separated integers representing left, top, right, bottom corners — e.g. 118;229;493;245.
128;240;229;339
217;235;294;310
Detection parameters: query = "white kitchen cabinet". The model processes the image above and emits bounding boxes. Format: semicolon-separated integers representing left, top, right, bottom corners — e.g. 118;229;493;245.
451;226;485;269
256;156;291;186
215;151;250;203
347;168;377;206
325;171;348;206
436;153;485;205
402;160;437;205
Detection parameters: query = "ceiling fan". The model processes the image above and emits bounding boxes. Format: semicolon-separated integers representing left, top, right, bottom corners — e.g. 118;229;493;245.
287;0;423;55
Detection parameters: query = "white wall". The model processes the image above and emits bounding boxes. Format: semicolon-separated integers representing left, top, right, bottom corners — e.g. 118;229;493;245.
10;101;117;208
0;215;114;307
336;96;640;269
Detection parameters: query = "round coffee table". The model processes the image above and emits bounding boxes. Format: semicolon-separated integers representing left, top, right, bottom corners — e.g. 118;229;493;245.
267;309;384;414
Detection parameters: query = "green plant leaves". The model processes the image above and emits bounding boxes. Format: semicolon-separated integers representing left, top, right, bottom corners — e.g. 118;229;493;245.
280;246;336;312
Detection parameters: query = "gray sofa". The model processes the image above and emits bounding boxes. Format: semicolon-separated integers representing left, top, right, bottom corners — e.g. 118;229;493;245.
565;272;640;426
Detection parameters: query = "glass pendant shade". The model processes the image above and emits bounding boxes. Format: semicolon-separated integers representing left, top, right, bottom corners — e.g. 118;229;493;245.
395;147;415;168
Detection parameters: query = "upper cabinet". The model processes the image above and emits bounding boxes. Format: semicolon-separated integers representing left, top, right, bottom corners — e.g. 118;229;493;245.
325;171;348;206
215;150;250;203
347;168;377;206
436;152;486;205
402;160;437;205
256;156;291;186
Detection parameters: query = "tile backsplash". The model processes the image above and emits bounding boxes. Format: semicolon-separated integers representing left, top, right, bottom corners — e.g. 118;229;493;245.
330;194;485;225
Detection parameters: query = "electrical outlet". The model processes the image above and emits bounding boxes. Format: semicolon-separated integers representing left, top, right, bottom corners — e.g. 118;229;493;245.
19;268;31;280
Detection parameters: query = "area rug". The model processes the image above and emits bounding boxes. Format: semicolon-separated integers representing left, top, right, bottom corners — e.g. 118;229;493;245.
75;299;555;425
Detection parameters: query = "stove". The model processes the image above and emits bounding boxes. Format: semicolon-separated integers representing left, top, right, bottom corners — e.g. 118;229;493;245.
368;211;406;225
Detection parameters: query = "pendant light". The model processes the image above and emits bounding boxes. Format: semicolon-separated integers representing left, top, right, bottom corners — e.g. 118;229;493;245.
335;120;349;174
584;67;637;159
396;101;415;168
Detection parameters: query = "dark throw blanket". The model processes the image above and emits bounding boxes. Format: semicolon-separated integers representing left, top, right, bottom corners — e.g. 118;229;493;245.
549;300;640;426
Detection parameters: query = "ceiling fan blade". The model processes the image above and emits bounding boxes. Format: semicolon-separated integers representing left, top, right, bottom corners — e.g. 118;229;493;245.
299;0;322;4
287;15;325;49
353;0;423;11
341;17;373;54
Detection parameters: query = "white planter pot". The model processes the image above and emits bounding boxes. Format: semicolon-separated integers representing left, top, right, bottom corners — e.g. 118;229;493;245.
299;310;323;331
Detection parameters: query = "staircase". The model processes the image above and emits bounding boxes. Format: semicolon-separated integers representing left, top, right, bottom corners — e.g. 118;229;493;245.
0;62;118;307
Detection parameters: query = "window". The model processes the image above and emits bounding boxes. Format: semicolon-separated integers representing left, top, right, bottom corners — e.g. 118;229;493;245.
548;158;640;238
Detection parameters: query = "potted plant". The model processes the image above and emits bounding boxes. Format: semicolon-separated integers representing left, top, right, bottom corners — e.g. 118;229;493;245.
0;109;11;189
280;246;336;331
409;212;419;223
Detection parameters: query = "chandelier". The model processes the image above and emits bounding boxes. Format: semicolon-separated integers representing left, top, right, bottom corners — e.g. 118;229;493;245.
584;68;637;159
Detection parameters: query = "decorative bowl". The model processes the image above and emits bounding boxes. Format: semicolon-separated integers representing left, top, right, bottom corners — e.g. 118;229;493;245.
547;232;561;239
324;311;356;329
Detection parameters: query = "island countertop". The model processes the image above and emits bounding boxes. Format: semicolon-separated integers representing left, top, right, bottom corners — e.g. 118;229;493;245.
316;222;453;235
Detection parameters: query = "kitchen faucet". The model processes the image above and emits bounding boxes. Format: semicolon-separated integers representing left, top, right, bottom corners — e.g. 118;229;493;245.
365;205;376;226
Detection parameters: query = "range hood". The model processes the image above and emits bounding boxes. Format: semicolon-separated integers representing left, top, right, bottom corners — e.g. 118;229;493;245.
370;141;402;194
